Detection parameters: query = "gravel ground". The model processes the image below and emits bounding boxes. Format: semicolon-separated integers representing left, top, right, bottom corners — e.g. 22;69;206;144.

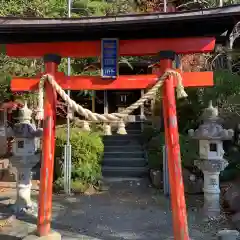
0;179;232;240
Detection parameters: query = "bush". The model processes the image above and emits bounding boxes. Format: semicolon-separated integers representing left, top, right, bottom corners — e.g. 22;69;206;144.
141;124;160;144
143;127;198;170
53;177;89;193
54;127;104;191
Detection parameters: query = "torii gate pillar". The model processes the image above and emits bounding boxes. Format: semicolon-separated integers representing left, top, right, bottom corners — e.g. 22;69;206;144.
160;51;189;239
37;54;61;236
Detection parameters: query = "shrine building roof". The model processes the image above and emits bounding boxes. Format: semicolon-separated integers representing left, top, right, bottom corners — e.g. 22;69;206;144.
0;4;239;44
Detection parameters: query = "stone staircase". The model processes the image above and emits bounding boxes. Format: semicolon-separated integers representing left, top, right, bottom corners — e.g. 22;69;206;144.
31;122;148;181
102;122;148;179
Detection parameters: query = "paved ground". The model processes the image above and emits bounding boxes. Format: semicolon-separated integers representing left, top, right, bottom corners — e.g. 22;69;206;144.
0;179;232;240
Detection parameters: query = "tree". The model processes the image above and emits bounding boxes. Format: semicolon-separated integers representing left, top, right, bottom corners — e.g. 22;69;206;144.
0;0;114;105
0;0;68;17
72;0;114;16
1;0;240;112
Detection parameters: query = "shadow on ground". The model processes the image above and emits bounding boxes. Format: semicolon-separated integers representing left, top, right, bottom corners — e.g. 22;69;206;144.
0;234;20;240
0;179;232;240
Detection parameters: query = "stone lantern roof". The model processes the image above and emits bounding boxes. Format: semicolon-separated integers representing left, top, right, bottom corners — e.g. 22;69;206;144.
14;102;32;122
12;102;43;138
188;101;234;140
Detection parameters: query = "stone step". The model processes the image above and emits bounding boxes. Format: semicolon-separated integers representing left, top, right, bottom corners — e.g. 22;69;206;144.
104;151;144;159
102;166;148;178
122;129;142;134
102;157;146;167
110;130;142;136
104;138;140;146
104;145;143;152
103;133;141;139
125;122;143;130
103;177;146;182
110;123;142;132
103;135;141;145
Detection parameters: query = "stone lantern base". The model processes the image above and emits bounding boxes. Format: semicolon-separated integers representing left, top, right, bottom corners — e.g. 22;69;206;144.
194;158;228;218
203;192;221;217
9;154;40;215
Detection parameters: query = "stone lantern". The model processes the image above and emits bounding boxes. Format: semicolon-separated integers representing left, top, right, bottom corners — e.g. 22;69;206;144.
188;101;234;217
8;102;43;215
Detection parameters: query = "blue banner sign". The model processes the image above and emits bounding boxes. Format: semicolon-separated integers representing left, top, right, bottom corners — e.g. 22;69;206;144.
101;38;119;79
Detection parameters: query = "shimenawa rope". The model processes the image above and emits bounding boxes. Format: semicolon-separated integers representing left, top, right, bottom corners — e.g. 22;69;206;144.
36;69;187;135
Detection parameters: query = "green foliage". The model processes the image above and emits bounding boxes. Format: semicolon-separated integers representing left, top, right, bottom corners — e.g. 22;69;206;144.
143;126;198;170
175;70;240;133
0;0;113;104
0;54;42;103
54;127;104;189
149;70;240;175
0;0;67;17
73;0;114;16
0;75;12;101
219;146;240;182
202;70;240;106
54;177;89;193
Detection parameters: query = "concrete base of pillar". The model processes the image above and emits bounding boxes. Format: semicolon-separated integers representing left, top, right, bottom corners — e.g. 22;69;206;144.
22;231;61;240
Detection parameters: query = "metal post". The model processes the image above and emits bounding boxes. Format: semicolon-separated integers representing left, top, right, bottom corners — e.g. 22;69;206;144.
104;90;108;114
163;145;170;196
164;0;167;12
64;0;72;195
160;51;189;240
140;89;144;132
92;90;95;112
38;55;61;236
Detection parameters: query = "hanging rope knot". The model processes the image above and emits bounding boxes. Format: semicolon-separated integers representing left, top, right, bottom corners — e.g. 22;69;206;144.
103;123;112;136
82;120;91;131
117;120;127;135
165;69;188;99
36;69;187;134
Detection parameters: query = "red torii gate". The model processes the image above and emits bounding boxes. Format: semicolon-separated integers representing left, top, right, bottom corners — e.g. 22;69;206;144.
9;37;215;240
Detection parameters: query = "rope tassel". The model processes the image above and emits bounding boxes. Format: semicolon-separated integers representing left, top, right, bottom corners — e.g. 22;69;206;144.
174;70;188;99
82;121;91;131
176;85;188;99
103;123;112;136
117;120;127;135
